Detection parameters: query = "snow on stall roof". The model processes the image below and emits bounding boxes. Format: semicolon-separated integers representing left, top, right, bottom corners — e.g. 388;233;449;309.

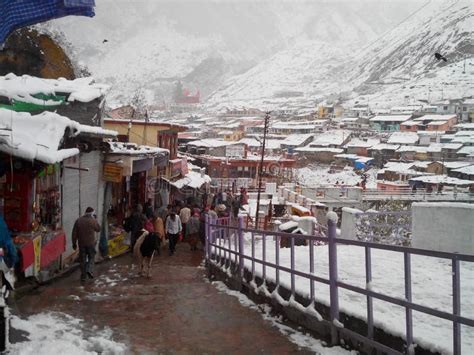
0;109;117;164
170;164;211;189
410;175;473;186
0;73;110;105
369;115;411;122
414;114;457;122
387;132;419;145
106;141;168;156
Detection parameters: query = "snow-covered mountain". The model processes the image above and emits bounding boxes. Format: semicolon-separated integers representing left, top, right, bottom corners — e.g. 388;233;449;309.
42;0;421;107
206;0;473;111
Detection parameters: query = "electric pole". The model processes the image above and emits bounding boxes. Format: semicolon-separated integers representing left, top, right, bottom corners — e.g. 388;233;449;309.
255;112;270;229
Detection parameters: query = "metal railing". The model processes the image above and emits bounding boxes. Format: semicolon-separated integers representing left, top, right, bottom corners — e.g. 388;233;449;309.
205;215;474;355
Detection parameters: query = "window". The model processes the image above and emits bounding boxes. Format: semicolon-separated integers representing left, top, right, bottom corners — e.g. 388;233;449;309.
463;107;467;111
443;106;448;110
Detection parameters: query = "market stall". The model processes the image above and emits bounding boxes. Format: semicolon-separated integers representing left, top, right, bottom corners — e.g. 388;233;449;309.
0;160;65;279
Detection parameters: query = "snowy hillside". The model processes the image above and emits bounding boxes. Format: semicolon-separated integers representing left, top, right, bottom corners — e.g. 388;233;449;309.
206;0;473;111
41;0;418;106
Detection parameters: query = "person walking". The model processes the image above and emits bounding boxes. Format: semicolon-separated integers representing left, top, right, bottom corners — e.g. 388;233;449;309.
72;207;101;281
128;204;147;252
179;204;191;241
186;212;201;251
165;211;182;256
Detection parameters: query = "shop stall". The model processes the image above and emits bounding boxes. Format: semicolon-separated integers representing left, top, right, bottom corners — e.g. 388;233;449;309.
102;142;169;257
0;158;65;279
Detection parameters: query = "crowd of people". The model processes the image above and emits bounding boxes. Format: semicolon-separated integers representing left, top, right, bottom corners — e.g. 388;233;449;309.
72;188;249;281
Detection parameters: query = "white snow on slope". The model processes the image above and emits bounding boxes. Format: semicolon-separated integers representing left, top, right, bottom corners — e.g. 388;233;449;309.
45;1;419;106
9;312;126;355
206;0;473;111
215;237;474;354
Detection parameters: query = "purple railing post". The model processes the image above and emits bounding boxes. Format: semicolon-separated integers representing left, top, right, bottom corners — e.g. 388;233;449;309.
404;252;413;350
327;211;340;345
206;214;212;262
290;236;295;296
205;214;210;261
452;257;461;355
262;233;267;280
365;246;374;339
309;222;315;302
275;235;280;286
238;216;244;278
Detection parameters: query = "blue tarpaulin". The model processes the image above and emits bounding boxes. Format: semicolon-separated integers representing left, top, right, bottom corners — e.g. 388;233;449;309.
0;0;95;44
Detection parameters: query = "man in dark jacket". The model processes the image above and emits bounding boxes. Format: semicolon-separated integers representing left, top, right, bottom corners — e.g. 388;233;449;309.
72;207;101;281
128;204;147;251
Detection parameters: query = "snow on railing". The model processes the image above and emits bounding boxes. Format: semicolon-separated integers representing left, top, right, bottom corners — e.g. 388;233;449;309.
205;215;474;355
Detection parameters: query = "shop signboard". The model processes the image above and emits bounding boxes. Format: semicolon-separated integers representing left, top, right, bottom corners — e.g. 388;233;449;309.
103;163;123;183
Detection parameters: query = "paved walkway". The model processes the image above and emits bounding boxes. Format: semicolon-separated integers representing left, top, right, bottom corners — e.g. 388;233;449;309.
12;244;314;354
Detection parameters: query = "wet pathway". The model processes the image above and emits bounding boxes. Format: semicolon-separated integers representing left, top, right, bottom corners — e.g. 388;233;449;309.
12;244;315;354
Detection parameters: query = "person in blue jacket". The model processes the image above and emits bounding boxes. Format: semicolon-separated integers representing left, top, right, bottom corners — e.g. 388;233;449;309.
0;215;18;268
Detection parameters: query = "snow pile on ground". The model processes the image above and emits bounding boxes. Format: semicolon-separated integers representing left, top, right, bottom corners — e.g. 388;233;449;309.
213;235;474;354
212;281;354;355
9;312;126;355
296;164;377;188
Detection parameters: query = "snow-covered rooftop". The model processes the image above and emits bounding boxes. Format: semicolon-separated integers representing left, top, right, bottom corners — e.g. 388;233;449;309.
0;73;110;106
414;114;457;122
0;109;116;164
369;115;411;122
452;165;474;176
295;147;344;153
281;133;314;146
170;165;211;189
369;143;400;151
344;138;379;148
457;146;474;156
310;130;350;147
387;132;419;145
454;122;474;130
187;138;240;148
410;175;473;186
